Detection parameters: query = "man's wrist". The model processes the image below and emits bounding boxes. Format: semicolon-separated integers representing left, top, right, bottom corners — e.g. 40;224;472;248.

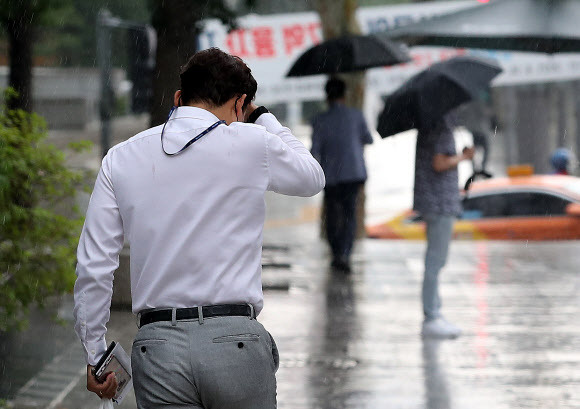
247;106;269;123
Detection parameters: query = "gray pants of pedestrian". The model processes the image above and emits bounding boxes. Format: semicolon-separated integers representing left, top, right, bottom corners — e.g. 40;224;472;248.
132;315;279;409
422;214;455;321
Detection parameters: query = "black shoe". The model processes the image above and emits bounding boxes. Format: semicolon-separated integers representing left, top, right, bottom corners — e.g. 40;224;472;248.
331;257;351;273
339;261;352;273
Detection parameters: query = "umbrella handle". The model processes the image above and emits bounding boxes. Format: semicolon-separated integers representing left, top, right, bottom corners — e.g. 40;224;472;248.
463;170;493;193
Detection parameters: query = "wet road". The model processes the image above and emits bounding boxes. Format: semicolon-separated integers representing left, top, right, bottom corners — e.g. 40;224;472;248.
261;220;580;409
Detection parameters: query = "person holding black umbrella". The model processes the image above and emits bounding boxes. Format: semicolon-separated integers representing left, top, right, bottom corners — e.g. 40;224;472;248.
376;56;501;338
311;77;373;273
415;115;474;339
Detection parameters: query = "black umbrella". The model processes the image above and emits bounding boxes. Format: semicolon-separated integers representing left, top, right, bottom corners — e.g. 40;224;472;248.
286;34;410;77
377;56;502;138
381;0;580;54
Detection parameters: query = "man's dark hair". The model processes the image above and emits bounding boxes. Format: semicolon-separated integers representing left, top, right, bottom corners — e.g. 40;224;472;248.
180;48;257;109
325;77;346;102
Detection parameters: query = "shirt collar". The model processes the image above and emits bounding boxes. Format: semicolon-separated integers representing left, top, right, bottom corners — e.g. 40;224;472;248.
328;102;347;113
172;106;221;123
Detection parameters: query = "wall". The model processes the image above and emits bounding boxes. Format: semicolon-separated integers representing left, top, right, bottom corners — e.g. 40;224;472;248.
0;67;126;129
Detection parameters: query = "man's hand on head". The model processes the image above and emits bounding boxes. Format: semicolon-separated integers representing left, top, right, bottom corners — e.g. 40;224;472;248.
244;103;259;122
86;365;118;400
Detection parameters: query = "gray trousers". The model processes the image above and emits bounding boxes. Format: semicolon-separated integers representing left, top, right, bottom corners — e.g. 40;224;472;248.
132;315;279;409
422;214;455;321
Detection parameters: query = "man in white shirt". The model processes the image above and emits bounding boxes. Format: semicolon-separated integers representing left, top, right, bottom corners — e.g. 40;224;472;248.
73;47;325;408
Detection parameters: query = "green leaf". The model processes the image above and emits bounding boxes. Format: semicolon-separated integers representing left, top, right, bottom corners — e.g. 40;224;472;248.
0;88;86;331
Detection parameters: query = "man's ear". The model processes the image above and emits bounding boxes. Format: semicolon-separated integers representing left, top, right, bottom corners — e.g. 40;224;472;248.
236;94;247;116
174;90;182;107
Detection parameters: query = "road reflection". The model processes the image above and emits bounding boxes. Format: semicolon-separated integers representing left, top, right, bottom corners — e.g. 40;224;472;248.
475;242;490;369
311;269;359;409
422;339;451;409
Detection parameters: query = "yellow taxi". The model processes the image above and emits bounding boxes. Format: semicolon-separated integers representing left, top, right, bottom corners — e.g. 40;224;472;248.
367;168;580;241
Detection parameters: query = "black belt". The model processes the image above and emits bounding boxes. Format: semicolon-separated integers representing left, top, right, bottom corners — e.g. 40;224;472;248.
139;304;253;328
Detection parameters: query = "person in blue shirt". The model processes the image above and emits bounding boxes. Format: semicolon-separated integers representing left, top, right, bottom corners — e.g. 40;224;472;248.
311;77;373;272
550;148;573;175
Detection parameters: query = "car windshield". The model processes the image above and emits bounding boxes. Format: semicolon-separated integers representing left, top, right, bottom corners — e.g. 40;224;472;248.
461;191;571;219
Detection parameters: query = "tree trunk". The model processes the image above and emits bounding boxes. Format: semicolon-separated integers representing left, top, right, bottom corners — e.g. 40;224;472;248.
314;0;364;109
314;0;367;239
6;11;34;112
149;0;199;127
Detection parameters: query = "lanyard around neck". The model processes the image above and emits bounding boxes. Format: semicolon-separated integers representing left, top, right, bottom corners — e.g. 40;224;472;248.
160;106;226;156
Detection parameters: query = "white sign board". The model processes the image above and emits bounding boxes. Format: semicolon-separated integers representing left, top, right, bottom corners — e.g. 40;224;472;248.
198;1;580;104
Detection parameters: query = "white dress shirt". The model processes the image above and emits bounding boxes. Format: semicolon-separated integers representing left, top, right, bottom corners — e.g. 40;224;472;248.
73;107;325;365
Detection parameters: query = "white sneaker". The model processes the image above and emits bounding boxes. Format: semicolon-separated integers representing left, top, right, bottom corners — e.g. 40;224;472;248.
421;318;462;339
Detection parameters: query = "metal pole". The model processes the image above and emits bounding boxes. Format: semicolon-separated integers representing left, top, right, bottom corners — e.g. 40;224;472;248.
97;9;113;158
